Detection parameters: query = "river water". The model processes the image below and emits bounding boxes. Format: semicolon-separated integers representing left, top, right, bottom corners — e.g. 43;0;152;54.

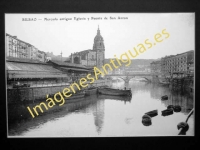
9;80;194;137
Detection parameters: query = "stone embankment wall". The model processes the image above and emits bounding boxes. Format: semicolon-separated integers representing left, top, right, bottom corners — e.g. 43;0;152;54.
170;78;193;92
7;79;112;104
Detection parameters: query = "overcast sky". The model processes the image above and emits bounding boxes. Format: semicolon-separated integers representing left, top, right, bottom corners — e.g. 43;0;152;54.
5;13;194;59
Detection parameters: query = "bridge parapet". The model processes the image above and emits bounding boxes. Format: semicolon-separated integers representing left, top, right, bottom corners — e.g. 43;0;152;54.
105;75;153;83
105;73;162;76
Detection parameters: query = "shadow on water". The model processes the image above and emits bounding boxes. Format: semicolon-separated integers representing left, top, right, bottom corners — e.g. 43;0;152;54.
8;94;100;135
128;81;194;115
8;81;194;136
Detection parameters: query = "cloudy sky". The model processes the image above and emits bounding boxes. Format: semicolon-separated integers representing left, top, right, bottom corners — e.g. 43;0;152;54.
5;13;194;59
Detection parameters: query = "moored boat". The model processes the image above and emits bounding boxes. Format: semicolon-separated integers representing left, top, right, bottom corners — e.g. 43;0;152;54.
145;110;158;117
161;95;168;100
161;108;173;116
174;105;182;112
159;81;170;85
98;87;132;96
85;86;97;96
167;105;174;109
65;91;85;100
97;94;132;102
142;114;152;126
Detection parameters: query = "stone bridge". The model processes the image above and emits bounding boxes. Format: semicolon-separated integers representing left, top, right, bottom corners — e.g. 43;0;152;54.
105;73;162;83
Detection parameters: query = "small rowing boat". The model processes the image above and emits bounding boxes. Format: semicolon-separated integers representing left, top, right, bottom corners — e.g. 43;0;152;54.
97;94;132;102
174;105;182;112
161;95;168;100
145;110;158;117
167;105;174;109
142;114;152;126
65;91;85;100
98;87;132;96
161;108;173;116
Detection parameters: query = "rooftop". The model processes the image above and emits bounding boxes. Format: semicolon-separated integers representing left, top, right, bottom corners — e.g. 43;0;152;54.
47;60;91;69
6;57;47;65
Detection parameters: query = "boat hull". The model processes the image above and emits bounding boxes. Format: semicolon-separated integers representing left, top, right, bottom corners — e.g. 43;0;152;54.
85;88;97;96
65;93;85;100
145;110;158;117
97;94;132;102
174;105;181;112
98;88;132;96
161;109;173;116
161;95;168;100
142;114;152;126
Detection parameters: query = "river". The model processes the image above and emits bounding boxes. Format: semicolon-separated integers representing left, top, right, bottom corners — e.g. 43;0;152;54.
8;80;194;137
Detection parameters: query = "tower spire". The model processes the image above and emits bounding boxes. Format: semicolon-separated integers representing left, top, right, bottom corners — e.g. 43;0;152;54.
61;51;62;62
97;25;100;35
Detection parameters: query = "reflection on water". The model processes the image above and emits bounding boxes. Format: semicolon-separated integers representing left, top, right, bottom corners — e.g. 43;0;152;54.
10;81;194;137
92;99;105;134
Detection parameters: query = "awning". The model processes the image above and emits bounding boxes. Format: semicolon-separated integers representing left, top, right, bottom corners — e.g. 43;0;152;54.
60;67;92;72
7;70;67;78
6;61;67;79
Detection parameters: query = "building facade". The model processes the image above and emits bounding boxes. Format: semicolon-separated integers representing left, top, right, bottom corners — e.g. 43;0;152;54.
69;26;105;68
6;34;29;59
6;33;46;62
150;60;161;73
161;50;194;76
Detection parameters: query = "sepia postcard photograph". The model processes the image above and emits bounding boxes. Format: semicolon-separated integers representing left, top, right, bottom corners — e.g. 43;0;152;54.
5;13;195;137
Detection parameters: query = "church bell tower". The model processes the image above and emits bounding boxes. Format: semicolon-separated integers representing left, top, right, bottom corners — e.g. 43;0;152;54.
93;26;105;68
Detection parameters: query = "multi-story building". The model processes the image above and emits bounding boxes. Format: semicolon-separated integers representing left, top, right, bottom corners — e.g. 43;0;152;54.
150;60;161;73
5;33;46;62
188;58;194;76
29;46;38;60
161;50;194;76
6;34;29;59
69;26;105;68
37;50;46;62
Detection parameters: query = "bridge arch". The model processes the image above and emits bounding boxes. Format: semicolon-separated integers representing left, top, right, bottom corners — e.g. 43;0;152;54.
125;76;150;82
117;77;126;82
111;76;151;83
105;73;154;83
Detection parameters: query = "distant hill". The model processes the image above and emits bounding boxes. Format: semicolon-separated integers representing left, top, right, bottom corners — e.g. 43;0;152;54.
104;58;156;67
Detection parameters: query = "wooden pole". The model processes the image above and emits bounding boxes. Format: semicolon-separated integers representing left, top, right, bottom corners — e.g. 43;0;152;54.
185;108;194;123
178;108;194;135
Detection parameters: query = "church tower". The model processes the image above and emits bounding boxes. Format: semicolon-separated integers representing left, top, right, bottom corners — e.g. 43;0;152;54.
93;26;105;68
